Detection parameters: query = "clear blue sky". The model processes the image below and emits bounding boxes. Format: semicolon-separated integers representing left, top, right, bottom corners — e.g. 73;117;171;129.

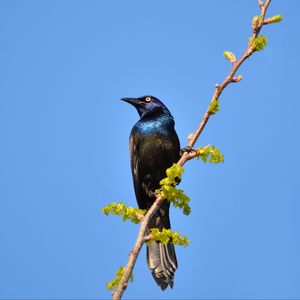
0;1;299;299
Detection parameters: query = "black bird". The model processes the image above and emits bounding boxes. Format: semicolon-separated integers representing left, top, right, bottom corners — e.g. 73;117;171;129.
121;95;180;290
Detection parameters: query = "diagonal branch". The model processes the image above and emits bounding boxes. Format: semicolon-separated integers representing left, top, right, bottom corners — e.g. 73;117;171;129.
112;1;275;299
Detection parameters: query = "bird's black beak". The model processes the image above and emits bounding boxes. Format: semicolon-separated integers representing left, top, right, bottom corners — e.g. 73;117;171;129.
121;97;142;107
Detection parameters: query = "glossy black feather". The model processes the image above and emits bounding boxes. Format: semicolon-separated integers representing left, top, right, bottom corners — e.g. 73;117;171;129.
122;95;180;290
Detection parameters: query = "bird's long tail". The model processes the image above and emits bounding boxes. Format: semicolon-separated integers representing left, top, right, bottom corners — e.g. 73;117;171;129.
146;238;178;290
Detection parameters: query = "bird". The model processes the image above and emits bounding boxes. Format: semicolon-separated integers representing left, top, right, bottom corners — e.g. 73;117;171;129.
121;95;180;290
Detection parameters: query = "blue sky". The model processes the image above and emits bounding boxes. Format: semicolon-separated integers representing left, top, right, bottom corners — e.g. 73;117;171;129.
0;1;299;299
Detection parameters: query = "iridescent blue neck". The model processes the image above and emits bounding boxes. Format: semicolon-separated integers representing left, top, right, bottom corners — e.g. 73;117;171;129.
134;112;174;134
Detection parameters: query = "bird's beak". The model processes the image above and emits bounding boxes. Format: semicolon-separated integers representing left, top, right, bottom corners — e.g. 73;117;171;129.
121;97;142;107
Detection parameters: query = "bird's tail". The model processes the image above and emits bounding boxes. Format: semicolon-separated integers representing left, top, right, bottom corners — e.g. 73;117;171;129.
146;240;178;290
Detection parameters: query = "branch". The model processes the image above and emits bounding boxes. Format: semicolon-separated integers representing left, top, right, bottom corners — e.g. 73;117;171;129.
112;1;279;299
181;0;272;156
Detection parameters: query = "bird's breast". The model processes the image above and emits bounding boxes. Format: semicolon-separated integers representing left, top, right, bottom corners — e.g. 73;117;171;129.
133;125;179;171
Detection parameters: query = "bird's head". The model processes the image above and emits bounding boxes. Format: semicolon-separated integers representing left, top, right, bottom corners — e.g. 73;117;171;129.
121;95;171;118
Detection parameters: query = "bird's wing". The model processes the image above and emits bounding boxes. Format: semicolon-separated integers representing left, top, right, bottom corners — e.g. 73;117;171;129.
129;130;145;209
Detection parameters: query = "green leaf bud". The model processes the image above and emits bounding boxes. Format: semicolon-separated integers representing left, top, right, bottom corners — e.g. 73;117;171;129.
265;14;283;24
224;51;236;63
106;266;133;291
248;35;267;52
252;15;259;30
208;99;220;115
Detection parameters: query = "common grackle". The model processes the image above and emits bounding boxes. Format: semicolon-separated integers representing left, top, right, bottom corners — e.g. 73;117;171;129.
121;95;180;290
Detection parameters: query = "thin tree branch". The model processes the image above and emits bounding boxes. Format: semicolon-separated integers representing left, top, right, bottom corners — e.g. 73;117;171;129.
113;1;273;299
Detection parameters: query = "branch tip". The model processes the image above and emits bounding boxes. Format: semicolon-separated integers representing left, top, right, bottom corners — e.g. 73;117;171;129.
264;15;283;25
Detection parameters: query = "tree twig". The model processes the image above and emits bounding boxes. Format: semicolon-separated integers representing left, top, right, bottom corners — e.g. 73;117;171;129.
113;1;273;299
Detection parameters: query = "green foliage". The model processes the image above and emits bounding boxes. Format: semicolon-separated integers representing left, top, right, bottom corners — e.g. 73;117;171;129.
208;99;220;115
197;145;224;164
249;35;267;52
148;228;190;247
223;51;236;63
267;14;283;24
159;163;184;186
156;164;191;215
158;185;191;215
102;202;146;224
106;266;133;291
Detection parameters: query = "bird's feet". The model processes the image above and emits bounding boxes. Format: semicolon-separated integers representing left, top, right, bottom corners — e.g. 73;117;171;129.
180;145;196;157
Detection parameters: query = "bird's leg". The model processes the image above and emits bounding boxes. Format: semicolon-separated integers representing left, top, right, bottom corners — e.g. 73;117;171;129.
180;145;196;157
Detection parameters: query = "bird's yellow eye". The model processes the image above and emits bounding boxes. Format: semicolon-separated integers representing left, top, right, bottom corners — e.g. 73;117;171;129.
145;97;151;102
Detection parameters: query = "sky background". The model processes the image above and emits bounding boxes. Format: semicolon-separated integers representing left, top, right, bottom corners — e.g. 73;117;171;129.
0;1;299;299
